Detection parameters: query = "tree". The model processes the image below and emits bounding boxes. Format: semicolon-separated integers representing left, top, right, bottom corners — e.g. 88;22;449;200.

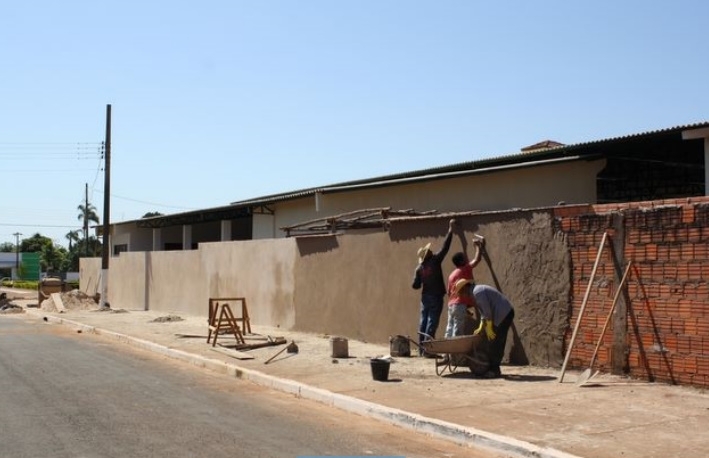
142;211;163;218
0;242;14;252
20;233;68;274
77;202;100;256
65;230;81;251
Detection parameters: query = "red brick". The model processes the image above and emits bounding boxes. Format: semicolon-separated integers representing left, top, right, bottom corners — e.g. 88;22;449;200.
665;302;681;319
678;335;691;354
664;264;678;281
652;228;665;243
678;304;694;319
682;206;695;224
681;244;695;260
646;244;658;260
689;227;702;243
690;300;705;316
656;244;670;261
684;318;698;335
688;263;703;280
664;334;678;352
697;355;709;374
669;245;682;261
628;228;641;244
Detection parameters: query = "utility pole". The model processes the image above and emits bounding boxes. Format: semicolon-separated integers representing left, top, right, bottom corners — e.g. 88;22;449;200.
100;104;111;309
12;232;21;280
85;182;89;257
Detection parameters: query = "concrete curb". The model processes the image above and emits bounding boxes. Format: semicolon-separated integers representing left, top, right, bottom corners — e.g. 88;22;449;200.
32;311;581;458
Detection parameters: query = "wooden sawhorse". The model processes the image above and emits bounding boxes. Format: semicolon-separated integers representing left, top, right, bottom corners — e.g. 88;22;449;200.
207;297;252;347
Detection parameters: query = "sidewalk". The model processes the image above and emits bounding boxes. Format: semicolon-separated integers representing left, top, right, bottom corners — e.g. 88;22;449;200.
12;302;709;458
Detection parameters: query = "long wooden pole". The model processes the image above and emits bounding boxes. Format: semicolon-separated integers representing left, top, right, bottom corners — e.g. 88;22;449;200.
589;261;632;369
100;104;111;309
559;231;608;382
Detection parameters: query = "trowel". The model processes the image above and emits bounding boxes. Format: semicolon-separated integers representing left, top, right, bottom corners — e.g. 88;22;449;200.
575;368;599;386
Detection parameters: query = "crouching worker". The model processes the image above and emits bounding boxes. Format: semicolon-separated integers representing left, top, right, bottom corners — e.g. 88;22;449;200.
471;284;515;379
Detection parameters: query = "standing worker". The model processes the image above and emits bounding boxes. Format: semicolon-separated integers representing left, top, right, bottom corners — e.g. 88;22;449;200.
471;284;515;378
445;237;484;338
412;218;456;357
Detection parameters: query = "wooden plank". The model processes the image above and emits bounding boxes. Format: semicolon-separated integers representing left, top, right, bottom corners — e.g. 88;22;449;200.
211;346;255;360
50;292;66;312
234;336;287;351
559;231;608;383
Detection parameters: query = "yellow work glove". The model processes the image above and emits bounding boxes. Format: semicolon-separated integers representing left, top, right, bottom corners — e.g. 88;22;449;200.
485;320;496;341
474;319;484;336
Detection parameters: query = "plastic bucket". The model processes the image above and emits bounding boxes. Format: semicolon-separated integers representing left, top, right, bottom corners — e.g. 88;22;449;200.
330;336;349;358
370;358;390;381
389;335;411;357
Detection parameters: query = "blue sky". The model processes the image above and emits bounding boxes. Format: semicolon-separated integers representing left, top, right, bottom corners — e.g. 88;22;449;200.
1;1;708;248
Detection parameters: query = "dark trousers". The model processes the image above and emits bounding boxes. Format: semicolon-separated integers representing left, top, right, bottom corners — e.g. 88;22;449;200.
489;309;515;374
418;294;444;354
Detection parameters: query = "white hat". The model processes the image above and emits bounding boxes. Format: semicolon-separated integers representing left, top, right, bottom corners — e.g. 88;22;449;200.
417;243;432;263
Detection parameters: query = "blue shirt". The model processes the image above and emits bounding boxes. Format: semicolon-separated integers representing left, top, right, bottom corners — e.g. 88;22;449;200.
472;284;513;327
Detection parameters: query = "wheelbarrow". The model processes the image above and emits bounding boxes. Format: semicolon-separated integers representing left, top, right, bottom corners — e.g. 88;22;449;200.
418;333;489;376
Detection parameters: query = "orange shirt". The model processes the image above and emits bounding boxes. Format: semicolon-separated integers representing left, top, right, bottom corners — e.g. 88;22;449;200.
447;264;474;307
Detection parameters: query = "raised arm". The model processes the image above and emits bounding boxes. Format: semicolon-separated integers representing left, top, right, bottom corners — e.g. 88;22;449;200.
469;235;484;268
434;219;456;260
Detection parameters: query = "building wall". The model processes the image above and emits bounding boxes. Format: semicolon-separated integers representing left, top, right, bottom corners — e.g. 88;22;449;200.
83;210;572;369
108;158;605;247
316;159;605;215
199;238;296;328
112;223;152;252
555;196;709;388
83;194;709;388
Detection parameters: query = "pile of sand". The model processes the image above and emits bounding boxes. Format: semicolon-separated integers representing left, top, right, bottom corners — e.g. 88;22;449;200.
40;289;99;313
151;315;184;323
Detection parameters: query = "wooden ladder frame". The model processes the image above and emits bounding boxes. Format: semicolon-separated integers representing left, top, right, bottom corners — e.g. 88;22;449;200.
207;298;251;347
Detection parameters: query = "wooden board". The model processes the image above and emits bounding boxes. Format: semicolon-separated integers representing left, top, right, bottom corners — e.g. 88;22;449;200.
211;346;255;360
50;293;66;313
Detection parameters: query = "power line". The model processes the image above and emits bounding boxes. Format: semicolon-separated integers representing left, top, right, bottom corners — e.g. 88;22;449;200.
0;142;104;160
92;189;197;210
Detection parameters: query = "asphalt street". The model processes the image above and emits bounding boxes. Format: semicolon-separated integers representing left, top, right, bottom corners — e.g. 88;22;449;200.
0;315;496;458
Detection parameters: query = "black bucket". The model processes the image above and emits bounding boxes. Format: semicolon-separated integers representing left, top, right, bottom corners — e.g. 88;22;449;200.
370;358;390;381
389;335;411;357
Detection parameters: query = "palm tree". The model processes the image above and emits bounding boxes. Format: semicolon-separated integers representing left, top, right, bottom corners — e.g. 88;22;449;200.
65;230;81;251
77;202;100;256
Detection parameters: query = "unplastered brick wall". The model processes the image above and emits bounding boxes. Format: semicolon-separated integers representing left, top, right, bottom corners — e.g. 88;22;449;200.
554;197;709;389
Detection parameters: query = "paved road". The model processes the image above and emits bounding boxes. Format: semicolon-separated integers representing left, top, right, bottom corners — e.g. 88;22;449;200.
0;315;497;458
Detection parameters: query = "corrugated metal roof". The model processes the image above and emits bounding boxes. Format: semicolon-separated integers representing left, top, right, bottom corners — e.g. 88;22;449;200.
229;120;709;206
118;120;709;227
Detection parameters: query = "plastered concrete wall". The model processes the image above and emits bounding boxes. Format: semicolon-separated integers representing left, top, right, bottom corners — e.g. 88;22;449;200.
83;211;570;367
292;212;570;366
79;257;102;296
81;239;296;326
199;238;296;328
144;250;206;315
